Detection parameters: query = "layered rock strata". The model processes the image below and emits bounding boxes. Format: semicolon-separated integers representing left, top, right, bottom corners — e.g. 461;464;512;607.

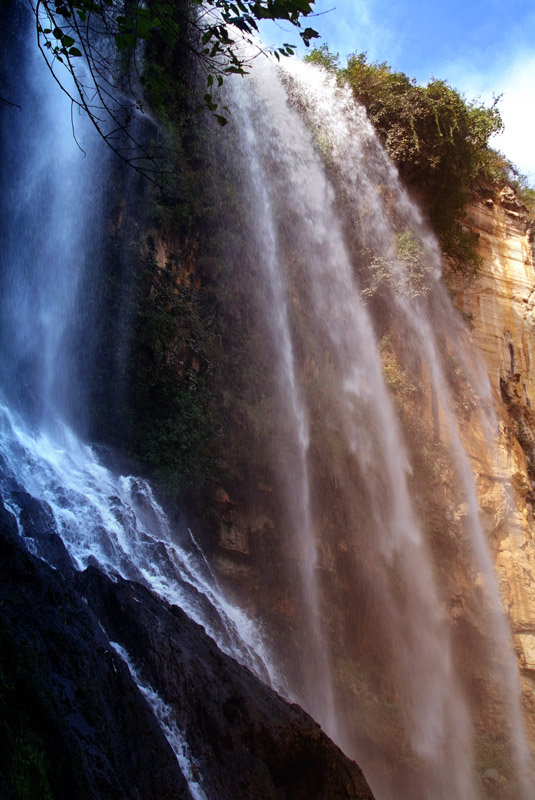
451;188;535;741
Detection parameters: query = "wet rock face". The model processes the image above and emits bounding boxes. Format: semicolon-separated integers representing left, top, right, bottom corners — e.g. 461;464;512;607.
448;191;535;745
0;496;374;800
79;566;374;800
0;502;189;800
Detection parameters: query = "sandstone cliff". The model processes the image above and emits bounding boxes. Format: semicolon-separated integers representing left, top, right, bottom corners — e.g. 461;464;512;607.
451;188;535;743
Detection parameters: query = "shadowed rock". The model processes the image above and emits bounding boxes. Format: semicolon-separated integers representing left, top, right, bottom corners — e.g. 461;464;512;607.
0;497;375;800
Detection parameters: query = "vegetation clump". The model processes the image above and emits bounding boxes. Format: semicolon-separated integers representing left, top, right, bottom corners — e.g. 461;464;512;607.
361;230;431;301
126;248;220;495
305;45;535;274
28;0;319;183
0;617;87;800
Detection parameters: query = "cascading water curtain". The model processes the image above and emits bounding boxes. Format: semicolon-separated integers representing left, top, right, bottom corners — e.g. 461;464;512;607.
207;52;533;800
2;4;533;795
0;9;282;788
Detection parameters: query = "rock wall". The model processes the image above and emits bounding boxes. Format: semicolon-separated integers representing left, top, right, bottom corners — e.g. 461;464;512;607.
149;176;535;786
451;187;535;742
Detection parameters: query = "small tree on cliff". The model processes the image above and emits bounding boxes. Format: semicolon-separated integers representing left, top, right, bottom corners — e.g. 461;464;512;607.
305;45;504;271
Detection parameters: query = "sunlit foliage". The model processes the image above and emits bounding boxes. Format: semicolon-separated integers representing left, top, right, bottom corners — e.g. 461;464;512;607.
305;46;508;271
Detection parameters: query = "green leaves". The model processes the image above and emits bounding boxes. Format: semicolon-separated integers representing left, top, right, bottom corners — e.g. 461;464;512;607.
204;93;218;112
332;49;506;270
33;0;318;184
45;23;83;58
300;26;319;46
304;44;339;72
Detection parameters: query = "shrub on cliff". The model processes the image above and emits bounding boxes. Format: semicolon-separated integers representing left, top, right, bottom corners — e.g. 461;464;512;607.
306;46;504;273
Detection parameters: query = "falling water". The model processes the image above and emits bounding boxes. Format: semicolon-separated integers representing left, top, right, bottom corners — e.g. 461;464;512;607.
280;58;532;798
223;67;338;734
0;401;281;688
2;4;532;796
210;53;533;799
0;6;105;431
110;641;209;800
0;3;281;778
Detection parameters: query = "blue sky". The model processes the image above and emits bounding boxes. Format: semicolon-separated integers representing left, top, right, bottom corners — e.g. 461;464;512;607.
261;0;535;179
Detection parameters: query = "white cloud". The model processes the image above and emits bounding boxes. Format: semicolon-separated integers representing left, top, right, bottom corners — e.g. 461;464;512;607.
436;49;535;181
490;57;535;181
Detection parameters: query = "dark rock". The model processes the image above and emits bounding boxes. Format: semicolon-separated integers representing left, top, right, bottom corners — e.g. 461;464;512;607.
0;495;375;799
7;488;77;578
0;503;190;800
11;489;56;534
156;185;186;207
79;568;375;800
90;443;138;476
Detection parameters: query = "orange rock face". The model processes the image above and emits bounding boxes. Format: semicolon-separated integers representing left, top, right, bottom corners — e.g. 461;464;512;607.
451;189;535;743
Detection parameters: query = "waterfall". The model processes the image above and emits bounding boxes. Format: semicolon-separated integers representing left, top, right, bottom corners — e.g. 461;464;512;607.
0;7;104;430
0;8;282;789
210;54;533;799
1;4;532;797
281;58;532;798
109;641;209;800
224;64;338;736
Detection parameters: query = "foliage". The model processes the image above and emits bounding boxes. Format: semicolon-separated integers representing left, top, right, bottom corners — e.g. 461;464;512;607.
379;335;417;397
303;42;339;72
126;251;220;495
99;50;275;503
0;617;88;800
475;732;518;800
306;46;504;272
340;51;502;181
361;230;431;301
343;52;503;269
484;150;535;214
28;0;318;183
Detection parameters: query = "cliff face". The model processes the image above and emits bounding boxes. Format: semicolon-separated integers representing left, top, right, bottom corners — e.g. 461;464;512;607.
114;79;535;788
451;188;535;740
184;180;535;790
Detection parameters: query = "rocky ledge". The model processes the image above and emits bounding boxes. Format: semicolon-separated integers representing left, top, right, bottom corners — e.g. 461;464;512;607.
0;497;374;800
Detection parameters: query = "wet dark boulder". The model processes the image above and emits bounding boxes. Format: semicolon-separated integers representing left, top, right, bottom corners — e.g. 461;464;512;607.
0;504;189;800
0;498;374;800
79;567;375;800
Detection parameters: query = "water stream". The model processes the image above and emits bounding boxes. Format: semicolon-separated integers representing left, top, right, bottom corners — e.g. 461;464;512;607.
110;641;208;800
0;9;281;795
1;8;532;798
214;55;532;799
